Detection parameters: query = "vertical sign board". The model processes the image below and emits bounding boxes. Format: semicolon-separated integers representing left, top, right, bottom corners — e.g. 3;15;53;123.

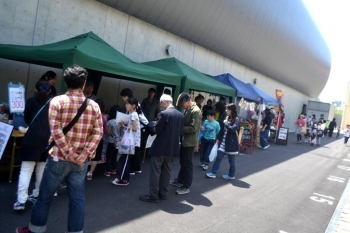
240;122;254;154
276;127;289;146
8;83;25;113
0;122;14;160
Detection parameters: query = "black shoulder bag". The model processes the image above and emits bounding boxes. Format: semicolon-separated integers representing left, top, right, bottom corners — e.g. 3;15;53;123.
41;98;90;160
140;120;156;136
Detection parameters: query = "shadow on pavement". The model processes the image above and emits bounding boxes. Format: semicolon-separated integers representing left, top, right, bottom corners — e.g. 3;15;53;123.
0;133;344;232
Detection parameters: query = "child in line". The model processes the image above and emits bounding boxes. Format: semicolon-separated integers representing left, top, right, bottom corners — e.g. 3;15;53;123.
104;105;121;176
86;98;108;180
344;124;350;145
112;98;141;186
200;110;220;171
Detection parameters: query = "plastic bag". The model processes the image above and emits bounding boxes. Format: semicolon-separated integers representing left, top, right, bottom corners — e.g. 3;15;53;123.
119;129;135;155
209;144;218;162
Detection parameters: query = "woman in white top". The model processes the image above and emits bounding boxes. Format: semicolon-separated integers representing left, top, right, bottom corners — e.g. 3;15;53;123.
112;98;141;186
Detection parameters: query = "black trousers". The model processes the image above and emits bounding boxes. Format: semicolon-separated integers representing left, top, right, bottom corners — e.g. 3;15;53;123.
130;147;141;173
149;156;173;199
177;146;194;189
328;128;334;137
105;143;117;172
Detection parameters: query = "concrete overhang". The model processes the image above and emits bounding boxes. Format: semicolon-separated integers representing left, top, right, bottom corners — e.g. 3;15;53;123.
97;0;331;98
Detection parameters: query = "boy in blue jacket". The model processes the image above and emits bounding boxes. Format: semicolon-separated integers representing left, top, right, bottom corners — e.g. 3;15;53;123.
200;110;220;170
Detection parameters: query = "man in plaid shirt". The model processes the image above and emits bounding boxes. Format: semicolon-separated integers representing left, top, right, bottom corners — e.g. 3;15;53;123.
17;65;103;233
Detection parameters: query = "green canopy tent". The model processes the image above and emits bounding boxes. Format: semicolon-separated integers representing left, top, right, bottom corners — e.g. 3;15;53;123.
0;32;183;97
143;58;236;101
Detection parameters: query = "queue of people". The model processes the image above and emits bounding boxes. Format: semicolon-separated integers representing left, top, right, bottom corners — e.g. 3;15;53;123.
15;66;242;233
294;114;343;146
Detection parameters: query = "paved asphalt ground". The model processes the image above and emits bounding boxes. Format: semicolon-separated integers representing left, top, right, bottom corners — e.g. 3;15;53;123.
1;134;350;233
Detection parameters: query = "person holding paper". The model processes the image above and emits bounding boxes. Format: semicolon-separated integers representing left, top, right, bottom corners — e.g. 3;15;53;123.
112;98;141;186
139;94;184;202
119;88;148;175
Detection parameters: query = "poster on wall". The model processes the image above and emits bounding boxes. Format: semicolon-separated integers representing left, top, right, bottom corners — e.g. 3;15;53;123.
0;122;14;160
275;89;284;112
8;83;25;113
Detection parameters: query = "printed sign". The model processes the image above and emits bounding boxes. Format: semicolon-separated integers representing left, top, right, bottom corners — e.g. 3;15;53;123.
276;127;289;146
8;83;25;113
240;122;254;154
0;122;14;159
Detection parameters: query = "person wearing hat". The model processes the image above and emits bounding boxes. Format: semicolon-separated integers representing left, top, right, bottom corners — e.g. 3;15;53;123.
169;93;202;195
141;88;160;122
83;81;98;101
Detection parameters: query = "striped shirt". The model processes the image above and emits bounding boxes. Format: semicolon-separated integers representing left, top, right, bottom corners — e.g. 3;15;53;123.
219;131;227;152
48;89;103;160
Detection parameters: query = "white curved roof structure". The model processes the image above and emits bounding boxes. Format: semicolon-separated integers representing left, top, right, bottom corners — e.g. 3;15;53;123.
98;0;331;97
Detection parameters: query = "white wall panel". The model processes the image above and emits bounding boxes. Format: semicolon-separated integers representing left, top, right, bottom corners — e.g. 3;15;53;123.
0;17;14;44
103;8;128;53
15;0;38;24
0;0;311;129
12;19;34;45
0;0;16;20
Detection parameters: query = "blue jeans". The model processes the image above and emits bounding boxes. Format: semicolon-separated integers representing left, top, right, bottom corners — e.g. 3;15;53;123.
260;129;270;147
200;138;215;165
210;150;236;177
29;157;88;233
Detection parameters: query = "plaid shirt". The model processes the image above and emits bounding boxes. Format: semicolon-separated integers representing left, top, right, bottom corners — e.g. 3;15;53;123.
48;89;103;160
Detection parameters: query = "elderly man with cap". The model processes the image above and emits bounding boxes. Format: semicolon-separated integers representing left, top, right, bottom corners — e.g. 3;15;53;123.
169;92;202;195
83;81;98;101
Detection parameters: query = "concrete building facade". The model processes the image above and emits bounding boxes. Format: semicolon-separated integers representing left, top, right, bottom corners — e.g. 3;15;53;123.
0;0;330;130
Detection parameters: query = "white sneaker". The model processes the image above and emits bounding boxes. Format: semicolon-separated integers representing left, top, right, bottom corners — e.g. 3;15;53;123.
263;145;270;149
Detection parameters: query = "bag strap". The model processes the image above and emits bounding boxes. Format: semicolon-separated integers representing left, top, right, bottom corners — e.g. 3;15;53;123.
30;98;52;125
46;98;89;151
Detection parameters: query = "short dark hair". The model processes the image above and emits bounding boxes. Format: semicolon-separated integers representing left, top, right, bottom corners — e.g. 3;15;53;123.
120;88;133;98
148;88;156;94
64;65;88;89
39;70;56;81
164;88;171;95
220;96;226;101
176;92;191;107
35;80;51;105
126;98;142;114
207;109;215;116
85;81;94;87
109;105;120;119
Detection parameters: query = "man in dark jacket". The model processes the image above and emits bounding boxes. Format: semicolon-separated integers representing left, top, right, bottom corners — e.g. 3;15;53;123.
139;94;184;203
328;118;337;137
170;93;202;195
